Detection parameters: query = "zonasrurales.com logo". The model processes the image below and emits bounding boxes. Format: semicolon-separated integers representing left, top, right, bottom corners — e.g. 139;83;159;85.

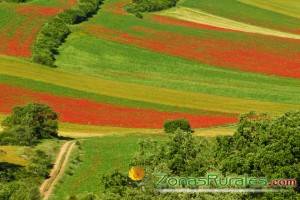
155;173;298;193
127;169;298;193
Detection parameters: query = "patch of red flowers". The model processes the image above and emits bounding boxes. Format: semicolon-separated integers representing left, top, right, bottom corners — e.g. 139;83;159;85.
85;24;300;79
0;17;45;57
0;84;237;128
16;6;61;17
0;5;63;57
103;0;128;15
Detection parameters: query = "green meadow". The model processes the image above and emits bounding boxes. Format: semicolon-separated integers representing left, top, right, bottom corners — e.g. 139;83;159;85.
50;135;166;199
180;0;300;33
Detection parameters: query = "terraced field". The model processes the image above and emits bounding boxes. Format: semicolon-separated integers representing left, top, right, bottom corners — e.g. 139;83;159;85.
0;0;299;134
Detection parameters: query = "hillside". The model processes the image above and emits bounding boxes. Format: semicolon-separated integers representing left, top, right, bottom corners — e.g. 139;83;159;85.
1;1;300;200
0;0;299;133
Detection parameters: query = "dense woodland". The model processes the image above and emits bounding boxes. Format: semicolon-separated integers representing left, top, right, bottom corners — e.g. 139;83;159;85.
71;112;300;199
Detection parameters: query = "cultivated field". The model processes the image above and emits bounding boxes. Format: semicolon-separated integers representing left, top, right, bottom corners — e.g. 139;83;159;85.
181;0;300;33
239;0;300;19
0;0;299;133
1;0;300;199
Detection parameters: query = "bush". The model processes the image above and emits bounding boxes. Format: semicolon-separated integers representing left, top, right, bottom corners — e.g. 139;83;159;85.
26;150;52;178
126;0;178;17
163;119;192;133
32;0;103;66
0;126;38;146
0;103;59;146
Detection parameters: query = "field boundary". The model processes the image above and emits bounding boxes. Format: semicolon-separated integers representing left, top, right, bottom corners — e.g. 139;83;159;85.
40;141;75;200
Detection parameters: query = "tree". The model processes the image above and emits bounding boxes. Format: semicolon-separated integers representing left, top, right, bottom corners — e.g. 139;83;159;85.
126;0;179;16
164;119;192;133
217;111;300;180
2;103;59;139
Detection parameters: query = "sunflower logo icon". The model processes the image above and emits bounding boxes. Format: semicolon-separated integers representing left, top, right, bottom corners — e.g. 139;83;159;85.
128;166;145;181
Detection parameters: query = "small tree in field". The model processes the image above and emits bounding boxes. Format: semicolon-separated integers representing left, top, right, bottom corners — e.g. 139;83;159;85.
2;103;59;139
164;119;192;133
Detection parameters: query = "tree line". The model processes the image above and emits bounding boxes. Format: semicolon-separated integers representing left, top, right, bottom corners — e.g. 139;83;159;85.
126;0;179;18
72;111;300;199
32;0;104;67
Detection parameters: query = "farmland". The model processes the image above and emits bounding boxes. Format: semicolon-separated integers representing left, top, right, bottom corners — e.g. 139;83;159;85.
49;135;166;200
1;0;300;199
0;0;75;57
0;0;300;132
181;0;300;33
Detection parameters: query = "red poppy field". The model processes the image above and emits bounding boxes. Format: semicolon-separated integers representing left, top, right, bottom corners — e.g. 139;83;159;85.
84;22;300;78
0;1;75;57
1;0;300;132
0;84;237;128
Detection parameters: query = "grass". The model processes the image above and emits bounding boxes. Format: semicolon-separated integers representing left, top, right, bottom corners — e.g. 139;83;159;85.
0;74;214;115
181;0;300;33
27;0;74;8
59;122;162;137
1;56;299;115
50;135;166;199
0;145;28;166
56;32;300;105
0;139;63;166
1;0;300;130
239;0;300;19
159;6;300;40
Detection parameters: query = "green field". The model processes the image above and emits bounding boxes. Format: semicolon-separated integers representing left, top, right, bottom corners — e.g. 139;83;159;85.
239;0;300;19
56;33;300;105
0;0;300;199
50;135;166;199
0;0;300;129
180;0;300;33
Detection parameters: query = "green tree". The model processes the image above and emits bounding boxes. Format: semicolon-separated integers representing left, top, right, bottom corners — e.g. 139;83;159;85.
217;111;300;180
164;119;192;134
2;103;59;139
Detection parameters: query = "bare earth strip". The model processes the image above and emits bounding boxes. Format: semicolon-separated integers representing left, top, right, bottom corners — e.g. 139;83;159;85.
40;141;75;200
239;0;300;19
159;6;300;40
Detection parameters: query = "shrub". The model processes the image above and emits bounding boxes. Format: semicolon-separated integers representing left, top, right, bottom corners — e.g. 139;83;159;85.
126;0;178;17
0;126;38;146
163;119;192;133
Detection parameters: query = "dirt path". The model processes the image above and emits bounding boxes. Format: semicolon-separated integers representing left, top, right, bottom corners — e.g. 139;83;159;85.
40;141;75;200
159;6;300;40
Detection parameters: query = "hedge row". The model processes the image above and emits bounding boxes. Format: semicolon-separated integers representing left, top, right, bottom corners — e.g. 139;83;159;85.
32;0;103;67
126;0;178;18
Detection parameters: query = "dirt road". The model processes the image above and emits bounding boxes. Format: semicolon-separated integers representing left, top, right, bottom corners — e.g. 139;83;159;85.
40;141;75;200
